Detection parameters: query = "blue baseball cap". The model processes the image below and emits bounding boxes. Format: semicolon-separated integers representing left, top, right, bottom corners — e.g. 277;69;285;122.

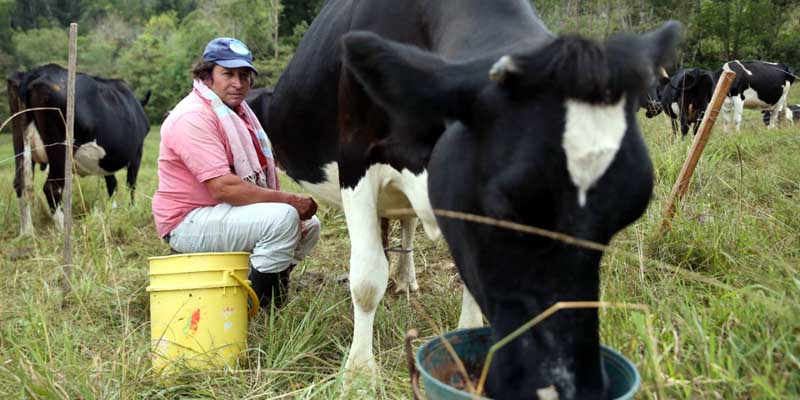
203;37;258;75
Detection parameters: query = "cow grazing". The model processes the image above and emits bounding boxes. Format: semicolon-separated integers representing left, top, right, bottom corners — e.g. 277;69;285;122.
659;67;715;136
762;104;800;126
7;64;150;235
639;68;670;118
268;1;679;398
718;60;795;131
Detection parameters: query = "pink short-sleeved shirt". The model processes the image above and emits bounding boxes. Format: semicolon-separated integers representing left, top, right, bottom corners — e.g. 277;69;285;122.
151;90;236;237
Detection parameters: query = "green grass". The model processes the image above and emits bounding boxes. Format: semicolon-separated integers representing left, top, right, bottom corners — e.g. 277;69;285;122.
1;92;798;399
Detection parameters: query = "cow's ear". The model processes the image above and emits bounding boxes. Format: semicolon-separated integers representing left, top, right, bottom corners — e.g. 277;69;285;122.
641;21;682;75
341;31;481;122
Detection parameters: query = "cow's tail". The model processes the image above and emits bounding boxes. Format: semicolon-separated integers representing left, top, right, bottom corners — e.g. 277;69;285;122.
140;90;152;107
782;64;796;85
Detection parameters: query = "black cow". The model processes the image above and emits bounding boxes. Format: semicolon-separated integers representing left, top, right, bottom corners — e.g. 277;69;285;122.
8;64;150;235
762;104;800;125
268;1;679;398
639;68;670;118
659;67;715;136
245;86;273;128
717;60;795;131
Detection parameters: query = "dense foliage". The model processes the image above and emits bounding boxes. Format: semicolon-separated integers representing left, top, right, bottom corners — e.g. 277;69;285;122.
1;0;799;125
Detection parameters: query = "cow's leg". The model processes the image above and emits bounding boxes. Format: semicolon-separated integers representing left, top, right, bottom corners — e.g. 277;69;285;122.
44;180;65;229
733;96;744;132
768;106;780;129
9;81;34;236
104;175;119;209
14;124;35;236
341;177;387;377
391;217;419;294
126;144;143;202
679;105;690;137
722;97;733;133
457;286;484;328
771;81;792;129
104;175;118;197
43;142;67;230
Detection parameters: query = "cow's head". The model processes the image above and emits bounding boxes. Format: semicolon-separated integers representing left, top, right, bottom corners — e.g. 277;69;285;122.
642;68;670;118
343;21;679;400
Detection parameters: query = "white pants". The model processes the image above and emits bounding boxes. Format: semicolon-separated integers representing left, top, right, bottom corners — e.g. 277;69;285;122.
167;202;321;273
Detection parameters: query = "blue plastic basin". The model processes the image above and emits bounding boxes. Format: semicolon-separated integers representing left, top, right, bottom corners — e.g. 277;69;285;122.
416;327;641;400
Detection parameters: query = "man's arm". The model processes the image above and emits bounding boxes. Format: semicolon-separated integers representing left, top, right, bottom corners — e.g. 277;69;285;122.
206;174;318;219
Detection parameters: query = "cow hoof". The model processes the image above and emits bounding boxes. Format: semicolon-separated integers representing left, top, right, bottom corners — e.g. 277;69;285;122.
342;359;380;392
392;280;419;295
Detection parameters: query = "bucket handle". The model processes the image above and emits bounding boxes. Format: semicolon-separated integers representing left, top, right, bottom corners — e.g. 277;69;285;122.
405;329;422;400
227;271;260;319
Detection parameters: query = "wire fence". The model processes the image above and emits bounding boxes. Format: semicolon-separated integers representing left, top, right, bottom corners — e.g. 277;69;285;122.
2;73;796;399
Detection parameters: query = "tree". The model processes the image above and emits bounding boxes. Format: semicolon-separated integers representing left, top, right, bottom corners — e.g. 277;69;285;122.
12;27;69;68
118;12;183;122
279;0;323;37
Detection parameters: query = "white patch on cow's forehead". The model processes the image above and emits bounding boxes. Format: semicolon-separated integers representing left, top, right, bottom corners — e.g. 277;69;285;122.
562;97;627;207
74;140;113;176
297;162;342;207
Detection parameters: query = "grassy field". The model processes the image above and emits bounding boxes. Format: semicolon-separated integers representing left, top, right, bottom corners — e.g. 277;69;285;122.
0;91;798;399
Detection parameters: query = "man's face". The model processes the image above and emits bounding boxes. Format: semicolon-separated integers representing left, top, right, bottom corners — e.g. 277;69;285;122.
206;65;252;108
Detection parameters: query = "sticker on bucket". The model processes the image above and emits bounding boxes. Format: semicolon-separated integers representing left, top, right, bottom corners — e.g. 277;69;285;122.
183;309;201;335
224;321;233;331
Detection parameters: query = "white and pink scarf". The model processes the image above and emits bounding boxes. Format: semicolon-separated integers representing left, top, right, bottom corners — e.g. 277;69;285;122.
193;79;279;190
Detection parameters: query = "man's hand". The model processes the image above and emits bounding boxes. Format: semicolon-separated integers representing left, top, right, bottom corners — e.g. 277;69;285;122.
287;194;318;220
206;174;318;218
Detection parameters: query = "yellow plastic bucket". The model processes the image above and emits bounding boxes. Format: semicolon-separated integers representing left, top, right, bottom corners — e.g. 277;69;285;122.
147;252;259;371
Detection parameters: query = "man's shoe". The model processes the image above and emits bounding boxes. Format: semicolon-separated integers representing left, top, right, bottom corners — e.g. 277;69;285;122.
248;265;294;309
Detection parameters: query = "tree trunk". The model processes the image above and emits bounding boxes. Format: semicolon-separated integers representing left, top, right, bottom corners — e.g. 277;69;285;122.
273;0;280;58
722;1;731;60
732;0;744;59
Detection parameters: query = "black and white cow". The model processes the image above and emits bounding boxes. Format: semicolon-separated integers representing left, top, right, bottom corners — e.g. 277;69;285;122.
717;60;795;131
267;1;679;398
659;67;715;136
7;64;150;235
762;104;800;126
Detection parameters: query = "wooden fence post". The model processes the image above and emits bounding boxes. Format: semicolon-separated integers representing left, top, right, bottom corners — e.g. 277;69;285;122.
660;70;736;232
62;23;78;293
